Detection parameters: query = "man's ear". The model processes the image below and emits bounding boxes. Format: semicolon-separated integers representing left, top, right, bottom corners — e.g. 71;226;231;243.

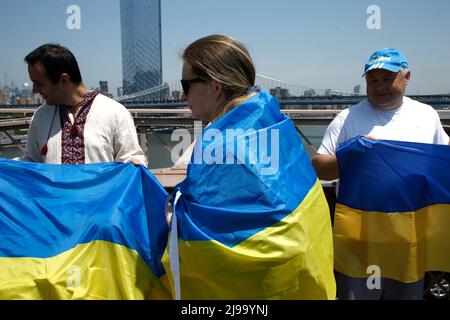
59;73;71;87
404;71;411;85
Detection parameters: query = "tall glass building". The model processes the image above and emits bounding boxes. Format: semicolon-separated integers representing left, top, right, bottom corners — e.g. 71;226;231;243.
120;0;162;95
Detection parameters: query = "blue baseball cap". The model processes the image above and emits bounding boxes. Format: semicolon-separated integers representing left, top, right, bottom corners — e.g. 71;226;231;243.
362;48;410;77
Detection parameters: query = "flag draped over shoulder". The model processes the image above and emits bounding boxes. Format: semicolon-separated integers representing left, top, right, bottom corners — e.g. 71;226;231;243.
0;159;170;299
162;91;336;299
334;136;450;283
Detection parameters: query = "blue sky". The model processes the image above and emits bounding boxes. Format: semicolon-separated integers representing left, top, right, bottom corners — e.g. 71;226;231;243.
1;0;449;96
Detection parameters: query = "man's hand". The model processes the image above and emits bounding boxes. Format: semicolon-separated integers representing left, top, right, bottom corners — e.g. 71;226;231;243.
363;135;377;141
311;153;339;181
130;159;142;167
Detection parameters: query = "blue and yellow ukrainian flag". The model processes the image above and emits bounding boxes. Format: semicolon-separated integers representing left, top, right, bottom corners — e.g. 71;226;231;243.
0;159;170;299
162;91;336;299
334;136;450;283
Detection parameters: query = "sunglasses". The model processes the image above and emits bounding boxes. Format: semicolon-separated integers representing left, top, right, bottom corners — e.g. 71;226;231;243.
180;78;206;96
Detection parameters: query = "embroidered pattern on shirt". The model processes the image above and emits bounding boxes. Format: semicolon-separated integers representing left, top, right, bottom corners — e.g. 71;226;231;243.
60;91;98;164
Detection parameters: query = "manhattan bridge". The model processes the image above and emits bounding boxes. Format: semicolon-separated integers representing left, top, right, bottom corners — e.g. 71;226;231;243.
115;73;450;109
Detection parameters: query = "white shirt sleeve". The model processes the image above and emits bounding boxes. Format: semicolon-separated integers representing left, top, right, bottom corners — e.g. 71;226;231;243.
317;113;346;155
21;110;43;163
433;112;450;145
113;109;148;167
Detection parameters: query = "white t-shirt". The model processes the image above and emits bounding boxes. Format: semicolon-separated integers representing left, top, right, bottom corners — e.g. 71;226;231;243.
318;96;449;155
21;94;147;166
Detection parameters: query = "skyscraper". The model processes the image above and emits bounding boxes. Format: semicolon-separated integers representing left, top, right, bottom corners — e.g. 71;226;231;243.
99;81;109;95
120;0;162;95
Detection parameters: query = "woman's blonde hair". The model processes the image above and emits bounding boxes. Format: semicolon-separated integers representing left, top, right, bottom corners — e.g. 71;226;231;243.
182;35;256;116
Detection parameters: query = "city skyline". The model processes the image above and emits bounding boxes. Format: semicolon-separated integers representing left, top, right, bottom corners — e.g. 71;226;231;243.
1;0;450;97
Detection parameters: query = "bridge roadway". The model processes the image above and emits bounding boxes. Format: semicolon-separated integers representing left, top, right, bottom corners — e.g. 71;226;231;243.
119;94;450;106
0;117;31;130
280;94;450;106
2;93;450;110
1;108;449;130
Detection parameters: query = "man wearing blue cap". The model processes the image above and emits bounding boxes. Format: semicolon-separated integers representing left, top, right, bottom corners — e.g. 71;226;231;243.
314;48;448;176
312;48;449;299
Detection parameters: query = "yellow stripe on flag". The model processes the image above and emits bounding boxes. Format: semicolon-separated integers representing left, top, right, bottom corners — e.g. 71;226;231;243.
0;240;171;300
334;203;450;283
163;179;336;299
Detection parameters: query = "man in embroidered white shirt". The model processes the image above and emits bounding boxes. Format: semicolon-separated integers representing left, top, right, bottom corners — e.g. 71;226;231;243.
21;43;147;166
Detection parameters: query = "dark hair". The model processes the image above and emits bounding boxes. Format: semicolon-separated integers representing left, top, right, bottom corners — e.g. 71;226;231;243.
24;44;83;84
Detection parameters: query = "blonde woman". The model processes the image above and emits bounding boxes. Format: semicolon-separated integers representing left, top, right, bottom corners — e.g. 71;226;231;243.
163;35;335;300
